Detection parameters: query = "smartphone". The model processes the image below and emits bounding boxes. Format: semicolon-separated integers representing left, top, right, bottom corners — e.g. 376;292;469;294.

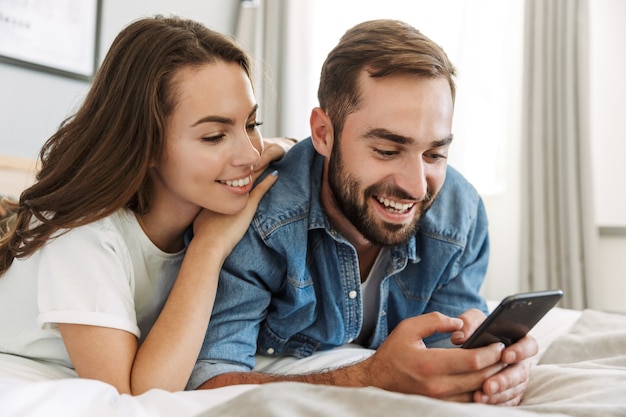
461;289;564;349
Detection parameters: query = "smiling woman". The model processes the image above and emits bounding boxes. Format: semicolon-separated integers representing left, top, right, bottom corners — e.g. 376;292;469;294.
0;15;292;396
152;62;263;225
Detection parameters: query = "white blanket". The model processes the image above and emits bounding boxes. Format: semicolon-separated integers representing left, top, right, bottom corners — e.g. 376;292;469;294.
1;307;624;417
520;309;626;417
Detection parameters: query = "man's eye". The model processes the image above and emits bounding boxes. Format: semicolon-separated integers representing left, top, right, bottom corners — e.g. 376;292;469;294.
374;149;398;157
425;152;447;160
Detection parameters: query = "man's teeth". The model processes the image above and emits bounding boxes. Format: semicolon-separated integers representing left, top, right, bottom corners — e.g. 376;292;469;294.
376;196;415;213
221;176;251;187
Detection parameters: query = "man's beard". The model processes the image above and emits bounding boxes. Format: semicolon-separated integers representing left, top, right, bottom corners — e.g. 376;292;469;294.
327;140;434;246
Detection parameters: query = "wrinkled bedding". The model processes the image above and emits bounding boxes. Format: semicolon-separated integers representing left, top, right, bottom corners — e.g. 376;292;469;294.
1;307;624;417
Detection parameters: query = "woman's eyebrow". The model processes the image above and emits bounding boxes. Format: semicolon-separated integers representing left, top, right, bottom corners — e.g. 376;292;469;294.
192;104;259;127
191;115;233;127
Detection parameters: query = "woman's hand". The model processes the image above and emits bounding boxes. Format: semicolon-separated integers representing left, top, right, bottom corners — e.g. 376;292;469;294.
253;137;297;181
190;137;293;256
192;171;278;258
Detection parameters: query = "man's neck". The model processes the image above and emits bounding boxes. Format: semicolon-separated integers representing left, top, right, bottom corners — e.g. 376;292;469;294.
320;179;381;281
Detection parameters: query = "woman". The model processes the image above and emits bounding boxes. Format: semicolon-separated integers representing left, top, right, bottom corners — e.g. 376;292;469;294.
0;16;292;395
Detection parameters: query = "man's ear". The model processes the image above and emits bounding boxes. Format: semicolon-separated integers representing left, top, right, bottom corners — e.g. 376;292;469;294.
309;107;334;157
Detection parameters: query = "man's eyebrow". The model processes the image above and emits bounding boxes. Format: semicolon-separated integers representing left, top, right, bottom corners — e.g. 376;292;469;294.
191;104;259;127
432;134;454;147
364;128;454;147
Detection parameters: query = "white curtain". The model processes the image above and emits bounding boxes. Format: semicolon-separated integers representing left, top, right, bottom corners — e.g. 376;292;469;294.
234;0;313;139
520;0;596;309
234;0;280;136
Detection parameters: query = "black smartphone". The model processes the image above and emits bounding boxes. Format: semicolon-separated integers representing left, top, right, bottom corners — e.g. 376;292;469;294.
461;289;564;349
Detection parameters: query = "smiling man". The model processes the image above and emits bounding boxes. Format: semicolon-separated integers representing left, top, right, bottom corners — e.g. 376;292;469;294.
189;19;537;406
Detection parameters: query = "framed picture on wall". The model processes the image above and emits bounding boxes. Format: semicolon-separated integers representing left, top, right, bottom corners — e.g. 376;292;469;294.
0;0;101;81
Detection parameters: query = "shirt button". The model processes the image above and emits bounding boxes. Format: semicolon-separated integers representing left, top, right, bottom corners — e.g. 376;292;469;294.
267;347;275;354
348;290;357;299
380;310;386;316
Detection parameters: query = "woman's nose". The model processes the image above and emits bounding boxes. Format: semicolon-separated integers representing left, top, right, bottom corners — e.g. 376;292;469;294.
232;132;261;168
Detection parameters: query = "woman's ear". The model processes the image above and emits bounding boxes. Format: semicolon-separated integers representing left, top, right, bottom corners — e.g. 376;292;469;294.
309;107;334;158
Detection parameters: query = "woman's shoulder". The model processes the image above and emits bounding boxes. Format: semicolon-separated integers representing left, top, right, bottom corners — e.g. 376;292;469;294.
48;209;135;252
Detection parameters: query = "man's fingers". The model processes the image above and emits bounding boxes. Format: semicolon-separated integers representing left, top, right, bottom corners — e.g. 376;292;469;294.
474;383;526;406
396;312;464;340
484;360;531;394
477;359;532;405
451;308;486;344
441;391;474;403
502;335;538;364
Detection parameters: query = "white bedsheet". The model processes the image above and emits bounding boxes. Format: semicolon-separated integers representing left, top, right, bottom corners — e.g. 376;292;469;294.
1;306;625;417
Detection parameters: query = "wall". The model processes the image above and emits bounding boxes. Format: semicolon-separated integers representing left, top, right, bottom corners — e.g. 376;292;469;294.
0;0;239;160
588;0;626;313
590;0;626;228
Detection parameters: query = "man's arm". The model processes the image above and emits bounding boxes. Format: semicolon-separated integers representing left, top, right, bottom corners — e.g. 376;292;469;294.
188;223;285;389
198;312;508;403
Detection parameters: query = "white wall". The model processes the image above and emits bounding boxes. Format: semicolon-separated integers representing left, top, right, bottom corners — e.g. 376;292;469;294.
0;0;239;160
590;0;626;228
588;0;626;313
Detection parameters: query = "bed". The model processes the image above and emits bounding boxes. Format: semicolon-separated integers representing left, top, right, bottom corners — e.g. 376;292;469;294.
1;303;625;416
1;157;625;417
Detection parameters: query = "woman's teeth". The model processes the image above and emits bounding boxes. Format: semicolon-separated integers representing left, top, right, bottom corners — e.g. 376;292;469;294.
376;196;415;213
221;176;251;187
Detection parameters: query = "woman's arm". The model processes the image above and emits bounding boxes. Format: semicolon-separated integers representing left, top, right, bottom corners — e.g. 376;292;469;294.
60;172;279;395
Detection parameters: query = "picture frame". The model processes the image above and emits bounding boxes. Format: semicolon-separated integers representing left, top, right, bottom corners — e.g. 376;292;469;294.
0;0;101;81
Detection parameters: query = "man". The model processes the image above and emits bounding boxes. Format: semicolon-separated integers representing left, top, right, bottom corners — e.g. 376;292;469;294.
189;19;537;405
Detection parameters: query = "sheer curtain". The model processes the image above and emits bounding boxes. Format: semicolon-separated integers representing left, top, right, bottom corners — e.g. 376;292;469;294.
520;0;596;309
234;0;314;139
233;0;282;137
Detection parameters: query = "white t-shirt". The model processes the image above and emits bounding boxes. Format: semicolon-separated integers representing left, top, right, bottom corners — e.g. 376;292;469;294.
355;248;390;346
0;209;184;368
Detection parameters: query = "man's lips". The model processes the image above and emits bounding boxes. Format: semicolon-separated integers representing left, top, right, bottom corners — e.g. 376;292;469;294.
374;195;416;214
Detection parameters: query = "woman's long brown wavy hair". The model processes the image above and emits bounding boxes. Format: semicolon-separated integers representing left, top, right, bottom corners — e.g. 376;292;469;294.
0;15;251;275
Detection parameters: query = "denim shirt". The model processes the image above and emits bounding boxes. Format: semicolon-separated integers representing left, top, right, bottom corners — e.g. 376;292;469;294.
188;138;489;389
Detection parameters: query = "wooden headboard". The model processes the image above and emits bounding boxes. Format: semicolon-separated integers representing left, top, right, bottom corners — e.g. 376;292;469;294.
0;155;38;199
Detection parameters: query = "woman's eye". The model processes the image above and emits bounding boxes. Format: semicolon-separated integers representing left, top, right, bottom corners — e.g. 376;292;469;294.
247;121;263;131
201;134;225;144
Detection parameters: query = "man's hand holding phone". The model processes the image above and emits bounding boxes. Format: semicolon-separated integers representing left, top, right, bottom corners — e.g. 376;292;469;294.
453;290;563;404
449;308;536;405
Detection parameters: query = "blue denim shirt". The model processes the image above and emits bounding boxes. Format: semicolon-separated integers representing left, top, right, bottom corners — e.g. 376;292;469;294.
188;138;489;389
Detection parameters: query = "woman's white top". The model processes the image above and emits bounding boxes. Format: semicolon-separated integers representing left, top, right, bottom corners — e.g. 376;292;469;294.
0;209;185;368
